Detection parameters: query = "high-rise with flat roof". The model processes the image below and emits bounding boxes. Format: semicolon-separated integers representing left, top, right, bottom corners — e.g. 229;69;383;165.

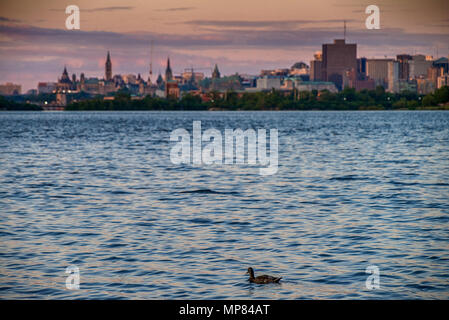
387;61;399;93
310;52;322;81
396;54;412;80
366;58;393;88
409;55;433;79
321;39;357;90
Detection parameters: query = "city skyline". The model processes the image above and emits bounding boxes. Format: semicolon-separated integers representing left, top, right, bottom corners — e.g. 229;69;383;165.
0;0;448;90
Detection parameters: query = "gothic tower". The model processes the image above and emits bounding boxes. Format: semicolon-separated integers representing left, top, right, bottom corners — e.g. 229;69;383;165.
105;51;112;81
212;64;221;79
165;57;173;81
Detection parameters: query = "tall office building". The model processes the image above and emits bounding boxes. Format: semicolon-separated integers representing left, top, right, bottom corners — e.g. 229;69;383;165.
396;54;412;80
366;59;393;88
387;61;399;93
321;39;357;90
105;51;112;81
357;57;367;78
310;52;322;81
409;55;433;79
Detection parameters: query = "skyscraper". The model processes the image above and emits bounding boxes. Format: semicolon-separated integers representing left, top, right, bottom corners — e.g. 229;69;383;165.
366;58;392;88
321;39;357;90
409;55;433;79
310;52;322;81
105;51;112;81
387;60;399;93
396;54;412;80
165;57;173;81
357;57;367;77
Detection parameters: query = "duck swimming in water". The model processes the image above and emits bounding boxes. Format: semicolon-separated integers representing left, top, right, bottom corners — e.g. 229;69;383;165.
246;267;282;284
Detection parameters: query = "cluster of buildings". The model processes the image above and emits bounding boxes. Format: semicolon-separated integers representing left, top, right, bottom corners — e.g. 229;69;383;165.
309;39;449;94
0;83;21;96
1;38;449;105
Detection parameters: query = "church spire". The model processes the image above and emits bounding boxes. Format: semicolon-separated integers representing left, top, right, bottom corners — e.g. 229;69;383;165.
105;51;112;81
165;57;173;81
212;64;220;79
60;65;71;83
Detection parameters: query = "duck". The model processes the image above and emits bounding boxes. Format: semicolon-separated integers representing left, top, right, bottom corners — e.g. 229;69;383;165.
246;267;282;284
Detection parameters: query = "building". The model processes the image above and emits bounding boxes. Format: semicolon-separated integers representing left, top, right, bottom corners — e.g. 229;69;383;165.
56;66;75;91
122;74;137;84
295;81;338;93
342;68;356;89
409;55;433;79
260;69;290;77
427;66;443;88
290;62;309;76
256;76;281;90
165;57;173;81
181;71;205;84
387;61;399;93
416;78;436;95
437;74;449;88
105;51;112;81
366;59;392;88
310;60;322;81
165;81;180;99
396;54;412;80
433;57;449;74
310;52;323;81
156;73;164;89
397;79;417;93
357;57;367;78
37;82;57;94
0;82;21;95
80;77;100;94
321;39;357;90
56;92;67;106
281;78;295;90
212;64;221;79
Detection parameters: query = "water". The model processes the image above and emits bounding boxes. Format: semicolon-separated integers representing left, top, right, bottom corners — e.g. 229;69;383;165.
0;111;448;299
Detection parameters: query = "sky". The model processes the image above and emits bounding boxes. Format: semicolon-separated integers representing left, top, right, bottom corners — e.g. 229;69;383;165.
0;0;448;91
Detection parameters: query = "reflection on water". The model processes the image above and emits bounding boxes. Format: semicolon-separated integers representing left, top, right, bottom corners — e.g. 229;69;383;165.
0;111;448;299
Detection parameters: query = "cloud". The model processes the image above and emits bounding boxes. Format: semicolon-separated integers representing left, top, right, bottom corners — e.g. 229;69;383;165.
155;7;196;12
183;19;357;30
84;6;135;12
49;6;134;13
0;16;21;23
1;22;448;51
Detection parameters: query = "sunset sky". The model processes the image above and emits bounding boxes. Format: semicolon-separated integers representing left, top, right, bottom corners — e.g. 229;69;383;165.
1;0;448;90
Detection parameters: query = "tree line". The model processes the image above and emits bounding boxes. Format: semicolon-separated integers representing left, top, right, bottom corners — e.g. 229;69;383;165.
2;86;449;111
66;86;449;111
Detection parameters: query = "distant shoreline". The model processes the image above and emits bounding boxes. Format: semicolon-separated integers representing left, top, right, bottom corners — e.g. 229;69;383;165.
2;85;449;111
2;107;449;112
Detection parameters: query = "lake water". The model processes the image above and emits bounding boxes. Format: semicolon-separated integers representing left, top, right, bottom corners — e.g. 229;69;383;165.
0;111;448;299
